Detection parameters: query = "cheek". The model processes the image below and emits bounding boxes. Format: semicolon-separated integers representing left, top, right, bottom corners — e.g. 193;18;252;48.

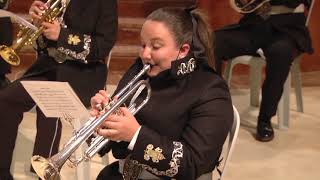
155;58;170;69
152;50;176;68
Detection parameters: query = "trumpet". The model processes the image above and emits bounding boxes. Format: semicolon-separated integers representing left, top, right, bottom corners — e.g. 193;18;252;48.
31;64;151;180
0;0;66;66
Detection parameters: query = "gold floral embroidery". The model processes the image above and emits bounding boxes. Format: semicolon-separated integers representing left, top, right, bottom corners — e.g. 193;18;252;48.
144;144;166;163
68;34;81;45
133;141;183;177
58;34;91;64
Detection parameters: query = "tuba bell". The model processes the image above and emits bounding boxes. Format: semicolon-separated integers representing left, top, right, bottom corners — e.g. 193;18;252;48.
31;64;151;180
0;0;66;66
229;0;270;13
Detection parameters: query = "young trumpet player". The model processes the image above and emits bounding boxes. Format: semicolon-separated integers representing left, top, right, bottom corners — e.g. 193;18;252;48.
90;7;234;180
0;0;117;179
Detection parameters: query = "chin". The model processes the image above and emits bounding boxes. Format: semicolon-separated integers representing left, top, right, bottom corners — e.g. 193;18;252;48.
147;70;158;77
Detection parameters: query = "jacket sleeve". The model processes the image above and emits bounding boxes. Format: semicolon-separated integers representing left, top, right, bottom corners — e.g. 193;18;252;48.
56;0;118;64
130;78;234;180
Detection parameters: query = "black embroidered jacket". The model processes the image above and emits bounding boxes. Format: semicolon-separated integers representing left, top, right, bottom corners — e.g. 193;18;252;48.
110;57;234;180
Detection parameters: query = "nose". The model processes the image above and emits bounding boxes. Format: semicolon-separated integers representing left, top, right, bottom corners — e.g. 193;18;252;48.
140;47;151;62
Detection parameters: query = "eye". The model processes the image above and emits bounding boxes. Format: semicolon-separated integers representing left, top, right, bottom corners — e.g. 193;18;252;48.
139;44;146;57
152;44;162;50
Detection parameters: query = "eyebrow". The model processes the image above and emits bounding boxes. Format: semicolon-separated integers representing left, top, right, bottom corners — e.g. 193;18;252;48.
140;37;164;44
150;38;163;43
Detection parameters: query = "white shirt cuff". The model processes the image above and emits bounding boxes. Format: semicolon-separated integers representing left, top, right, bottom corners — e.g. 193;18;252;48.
127;126;141;150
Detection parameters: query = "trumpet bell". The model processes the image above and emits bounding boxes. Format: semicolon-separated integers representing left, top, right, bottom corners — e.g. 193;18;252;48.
0;45;20;66
31;155;60;180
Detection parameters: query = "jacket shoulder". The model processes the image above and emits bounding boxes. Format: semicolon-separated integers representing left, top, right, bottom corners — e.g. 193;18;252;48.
192;67;228;90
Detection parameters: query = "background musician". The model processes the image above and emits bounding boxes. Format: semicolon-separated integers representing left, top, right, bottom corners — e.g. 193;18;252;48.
0;0;117;179
214;0;313;142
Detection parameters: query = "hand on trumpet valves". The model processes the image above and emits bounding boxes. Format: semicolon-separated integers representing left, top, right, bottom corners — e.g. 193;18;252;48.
90;90;112;117
42;20;61;41
97;107;141;142
90;90;141;142
29;0;48;21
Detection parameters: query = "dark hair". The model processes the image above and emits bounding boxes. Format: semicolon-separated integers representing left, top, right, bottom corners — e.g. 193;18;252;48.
146;7;213;62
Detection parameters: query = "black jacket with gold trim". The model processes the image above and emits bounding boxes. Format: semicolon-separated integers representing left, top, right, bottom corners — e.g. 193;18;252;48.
110;57;234;180
23;0;118;106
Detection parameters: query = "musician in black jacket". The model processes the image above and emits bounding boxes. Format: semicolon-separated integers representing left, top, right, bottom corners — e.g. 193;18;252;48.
0;0;117;179
0;0;12;89
90;7;233;180
214;0;313;142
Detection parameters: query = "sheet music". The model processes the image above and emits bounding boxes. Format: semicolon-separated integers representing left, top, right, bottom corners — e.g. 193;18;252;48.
21;81;88;119
0;9;37;31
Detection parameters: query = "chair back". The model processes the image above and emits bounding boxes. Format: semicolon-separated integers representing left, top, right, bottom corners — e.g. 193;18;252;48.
219;105;240;180
105;49;113;70
103;49;113;91
196;105;240;180
305;0;315;26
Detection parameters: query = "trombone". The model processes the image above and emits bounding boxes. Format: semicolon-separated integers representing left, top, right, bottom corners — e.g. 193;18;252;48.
31;64;151;180
0;0;66;66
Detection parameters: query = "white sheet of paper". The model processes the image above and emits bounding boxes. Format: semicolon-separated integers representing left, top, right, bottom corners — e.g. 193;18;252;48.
21;81;88;119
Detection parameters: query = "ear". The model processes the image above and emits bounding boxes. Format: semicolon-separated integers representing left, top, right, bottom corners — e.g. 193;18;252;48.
178;43;191;59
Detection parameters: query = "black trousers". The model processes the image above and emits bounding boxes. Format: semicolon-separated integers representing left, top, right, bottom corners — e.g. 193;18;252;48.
0;71;62;170
0;17;13;75
214;27;299;119
97;161;123;180
97;161;163;180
